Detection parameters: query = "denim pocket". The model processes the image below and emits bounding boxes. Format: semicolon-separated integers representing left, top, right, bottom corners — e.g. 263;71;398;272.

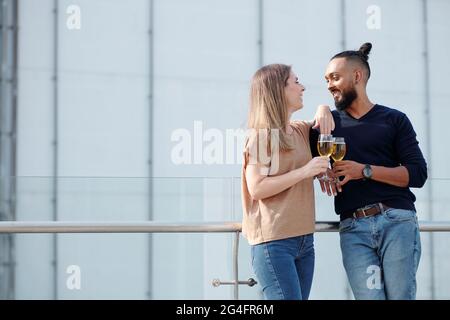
301;234;315;252
383;208;416;222
339;218;355;233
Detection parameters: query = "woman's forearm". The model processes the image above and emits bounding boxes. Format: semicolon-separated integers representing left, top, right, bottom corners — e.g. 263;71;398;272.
246;166;307;200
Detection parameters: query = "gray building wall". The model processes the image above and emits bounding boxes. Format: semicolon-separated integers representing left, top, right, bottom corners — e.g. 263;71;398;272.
9;0;450;299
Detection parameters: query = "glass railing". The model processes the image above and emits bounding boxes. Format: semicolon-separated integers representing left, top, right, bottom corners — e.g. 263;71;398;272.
0;176;449;299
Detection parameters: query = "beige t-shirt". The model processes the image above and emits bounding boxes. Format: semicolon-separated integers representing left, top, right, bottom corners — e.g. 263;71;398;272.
241;120;315;245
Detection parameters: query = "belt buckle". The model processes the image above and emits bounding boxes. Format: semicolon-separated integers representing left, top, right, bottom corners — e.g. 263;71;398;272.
352;208;367;219
361;208;368;217
353;205;373;219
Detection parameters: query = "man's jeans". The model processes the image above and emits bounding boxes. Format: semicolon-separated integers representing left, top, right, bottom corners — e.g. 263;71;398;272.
251;234;314;300
339;208;421;300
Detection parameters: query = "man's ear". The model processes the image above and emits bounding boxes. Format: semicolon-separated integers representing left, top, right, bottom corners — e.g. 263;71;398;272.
354;69;363;84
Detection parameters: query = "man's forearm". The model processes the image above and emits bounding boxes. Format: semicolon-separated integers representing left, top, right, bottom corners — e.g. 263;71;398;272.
371;165;409;188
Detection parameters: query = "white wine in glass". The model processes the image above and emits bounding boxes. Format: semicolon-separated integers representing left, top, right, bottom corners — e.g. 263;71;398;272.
317;134;333;181
317;136;334;157
331;137;346;162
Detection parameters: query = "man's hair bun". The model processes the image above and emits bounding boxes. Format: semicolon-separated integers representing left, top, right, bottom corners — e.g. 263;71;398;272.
359;42;372;60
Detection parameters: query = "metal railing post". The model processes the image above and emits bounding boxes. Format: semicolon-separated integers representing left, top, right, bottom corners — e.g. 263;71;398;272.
232;231;240;300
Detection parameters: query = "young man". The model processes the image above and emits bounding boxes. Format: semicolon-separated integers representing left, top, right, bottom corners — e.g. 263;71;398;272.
311;43;428;299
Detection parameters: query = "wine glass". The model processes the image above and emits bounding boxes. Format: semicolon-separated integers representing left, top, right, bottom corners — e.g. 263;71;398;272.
317;134;334;181
331;137;346;162
331;137;346;183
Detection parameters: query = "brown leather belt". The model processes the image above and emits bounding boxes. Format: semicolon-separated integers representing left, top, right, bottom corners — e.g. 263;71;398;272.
352;203;390;219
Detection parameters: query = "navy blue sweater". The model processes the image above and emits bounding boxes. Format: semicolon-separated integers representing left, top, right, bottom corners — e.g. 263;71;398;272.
310;104;428;220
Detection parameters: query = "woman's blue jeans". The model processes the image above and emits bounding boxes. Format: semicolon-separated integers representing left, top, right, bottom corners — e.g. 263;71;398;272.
251;234;315;300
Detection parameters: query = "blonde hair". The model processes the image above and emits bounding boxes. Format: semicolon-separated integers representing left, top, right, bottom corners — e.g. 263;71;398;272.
248;64;293;151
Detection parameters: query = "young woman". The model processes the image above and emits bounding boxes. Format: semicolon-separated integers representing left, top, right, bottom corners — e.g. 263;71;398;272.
241;64;333;300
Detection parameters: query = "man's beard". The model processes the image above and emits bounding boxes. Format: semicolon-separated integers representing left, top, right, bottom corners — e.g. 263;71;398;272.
334;87;357;111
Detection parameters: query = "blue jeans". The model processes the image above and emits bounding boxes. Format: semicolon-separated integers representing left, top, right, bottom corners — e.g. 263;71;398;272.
251;234;315;300
339;208;421;300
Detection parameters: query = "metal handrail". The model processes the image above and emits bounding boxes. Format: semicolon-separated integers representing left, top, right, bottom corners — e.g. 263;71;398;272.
0;220;449;233
0;221;243;233
1;220;449;300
